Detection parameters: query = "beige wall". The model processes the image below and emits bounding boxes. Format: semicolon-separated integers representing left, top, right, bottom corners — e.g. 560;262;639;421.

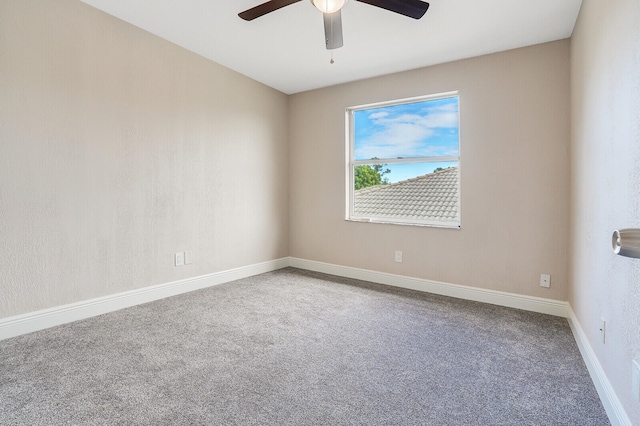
570;0;640;422
0;0;289;318
289;41;571;300
3;0;638;419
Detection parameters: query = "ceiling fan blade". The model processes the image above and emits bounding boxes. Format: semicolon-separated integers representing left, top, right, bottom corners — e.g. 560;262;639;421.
238;0;302;21
356;0;429;19
323;11;344;50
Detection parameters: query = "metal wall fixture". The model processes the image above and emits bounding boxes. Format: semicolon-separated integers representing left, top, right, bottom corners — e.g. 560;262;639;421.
612;229;640;259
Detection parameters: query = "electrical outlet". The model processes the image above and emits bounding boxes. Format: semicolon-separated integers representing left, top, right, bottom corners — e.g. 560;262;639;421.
395;250;403;263
175;252;185;267
599;318;606;344
184;250;193;265
540;274;550;288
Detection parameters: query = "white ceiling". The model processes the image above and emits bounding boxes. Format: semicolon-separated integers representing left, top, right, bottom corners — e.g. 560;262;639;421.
80;0;583;95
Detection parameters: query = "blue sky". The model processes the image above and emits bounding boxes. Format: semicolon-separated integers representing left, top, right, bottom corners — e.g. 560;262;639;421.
354;96;459;183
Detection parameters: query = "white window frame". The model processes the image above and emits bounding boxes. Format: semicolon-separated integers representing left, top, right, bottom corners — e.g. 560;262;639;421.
345;92;461;228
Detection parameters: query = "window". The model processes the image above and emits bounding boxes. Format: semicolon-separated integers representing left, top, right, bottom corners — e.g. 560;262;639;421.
346;92;460;228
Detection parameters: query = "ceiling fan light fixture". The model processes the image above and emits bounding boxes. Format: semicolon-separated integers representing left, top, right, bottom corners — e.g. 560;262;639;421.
311;0;346;14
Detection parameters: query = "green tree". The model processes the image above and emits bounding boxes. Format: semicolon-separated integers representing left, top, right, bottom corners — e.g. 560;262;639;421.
433;167;451;173
354;161;390;190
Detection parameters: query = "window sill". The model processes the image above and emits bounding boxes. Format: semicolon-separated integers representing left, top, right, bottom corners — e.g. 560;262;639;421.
346;217;461;229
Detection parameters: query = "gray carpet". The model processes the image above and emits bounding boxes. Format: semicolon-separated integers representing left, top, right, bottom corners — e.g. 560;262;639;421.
0;268;609;425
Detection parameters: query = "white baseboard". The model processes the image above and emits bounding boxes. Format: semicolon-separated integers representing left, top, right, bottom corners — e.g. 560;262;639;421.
1;255;622;425
0;257;568;342
0;255;569;337
567;306;631;426
0;257;290;341
290;257;569;317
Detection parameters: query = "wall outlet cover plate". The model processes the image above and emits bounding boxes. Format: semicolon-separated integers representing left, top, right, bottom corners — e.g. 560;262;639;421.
175;252;185;267
540;274;551;288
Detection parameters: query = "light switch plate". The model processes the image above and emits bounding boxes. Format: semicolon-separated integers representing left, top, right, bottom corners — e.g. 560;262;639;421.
175;252;185;267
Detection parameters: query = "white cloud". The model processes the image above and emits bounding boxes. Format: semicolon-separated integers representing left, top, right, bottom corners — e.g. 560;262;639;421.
356;101;459;160
368;111;389;120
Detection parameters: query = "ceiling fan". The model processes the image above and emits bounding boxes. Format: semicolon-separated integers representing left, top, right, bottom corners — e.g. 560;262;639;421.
238;0;430;50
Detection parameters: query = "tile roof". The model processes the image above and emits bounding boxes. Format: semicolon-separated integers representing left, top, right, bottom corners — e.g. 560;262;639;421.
354;167;459;223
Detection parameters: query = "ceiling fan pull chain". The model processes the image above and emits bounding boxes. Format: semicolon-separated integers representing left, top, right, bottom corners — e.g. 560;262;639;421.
329;15;335;63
